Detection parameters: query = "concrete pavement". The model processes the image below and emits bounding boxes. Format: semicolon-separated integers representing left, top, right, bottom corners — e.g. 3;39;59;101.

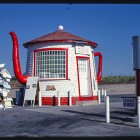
0;93;140;137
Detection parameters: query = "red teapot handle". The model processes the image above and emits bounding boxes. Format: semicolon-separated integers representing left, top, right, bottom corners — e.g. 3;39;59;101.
93;52;103;84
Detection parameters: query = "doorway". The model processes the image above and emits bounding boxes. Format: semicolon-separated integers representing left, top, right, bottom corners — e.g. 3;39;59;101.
77;56;93;100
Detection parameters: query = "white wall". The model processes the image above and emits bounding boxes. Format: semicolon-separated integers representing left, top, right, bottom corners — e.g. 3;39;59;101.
25;43;98;97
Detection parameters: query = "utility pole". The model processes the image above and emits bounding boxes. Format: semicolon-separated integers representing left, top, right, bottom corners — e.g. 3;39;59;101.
132;36;140;128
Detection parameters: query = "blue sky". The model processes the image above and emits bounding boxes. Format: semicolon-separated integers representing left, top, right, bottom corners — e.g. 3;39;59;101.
0;4;140;77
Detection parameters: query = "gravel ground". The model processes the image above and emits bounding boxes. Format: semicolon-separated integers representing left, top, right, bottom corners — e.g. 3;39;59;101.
0;92;140;137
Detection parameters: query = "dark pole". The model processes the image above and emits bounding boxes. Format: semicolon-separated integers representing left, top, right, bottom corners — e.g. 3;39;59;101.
132;36;140;96
132;36;140;127
136;70;140;97
135;70;140;114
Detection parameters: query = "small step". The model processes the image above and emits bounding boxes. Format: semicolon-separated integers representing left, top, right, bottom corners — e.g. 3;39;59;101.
76;100;99;106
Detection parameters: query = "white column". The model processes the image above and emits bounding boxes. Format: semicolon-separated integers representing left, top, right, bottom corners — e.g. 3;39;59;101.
104;90;107;102
39;91;42;107
101;89;104;102
57;91;60;106
104;90;107;97
68;90;72;106
138;96;140;128
32;100;35;107
98;90;101;104
106;96;110;123
102;89;104;102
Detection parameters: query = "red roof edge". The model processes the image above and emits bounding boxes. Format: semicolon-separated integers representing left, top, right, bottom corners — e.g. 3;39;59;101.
24;39;97;48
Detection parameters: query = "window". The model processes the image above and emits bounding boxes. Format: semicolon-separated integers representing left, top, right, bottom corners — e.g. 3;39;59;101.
78;59;87;73
34;48;68;79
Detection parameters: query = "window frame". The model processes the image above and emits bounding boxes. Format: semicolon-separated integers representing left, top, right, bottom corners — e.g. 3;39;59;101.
34;48;68;80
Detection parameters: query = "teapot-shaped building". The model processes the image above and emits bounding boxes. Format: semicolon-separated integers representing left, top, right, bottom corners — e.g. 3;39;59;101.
10;25;102;106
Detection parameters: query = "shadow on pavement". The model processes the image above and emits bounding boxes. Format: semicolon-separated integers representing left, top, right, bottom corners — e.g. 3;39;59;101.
111;110;135;117
61;109;137;127
61;109;105;117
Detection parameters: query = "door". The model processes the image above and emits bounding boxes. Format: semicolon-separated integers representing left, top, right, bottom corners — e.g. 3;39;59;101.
77;57;93;100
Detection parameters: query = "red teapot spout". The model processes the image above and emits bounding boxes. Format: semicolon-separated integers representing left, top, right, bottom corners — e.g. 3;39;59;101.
9;32;28;85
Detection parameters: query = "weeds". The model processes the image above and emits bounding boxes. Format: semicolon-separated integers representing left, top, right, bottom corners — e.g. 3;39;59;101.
100;75;135;85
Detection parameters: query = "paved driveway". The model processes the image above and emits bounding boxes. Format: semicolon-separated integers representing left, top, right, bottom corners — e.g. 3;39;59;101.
0;93;140;137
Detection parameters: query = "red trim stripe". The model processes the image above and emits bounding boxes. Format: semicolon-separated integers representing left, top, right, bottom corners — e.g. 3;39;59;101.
41;96;98;105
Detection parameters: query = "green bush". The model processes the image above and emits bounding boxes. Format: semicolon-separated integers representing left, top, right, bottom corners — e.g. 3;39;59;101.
100;75;135;84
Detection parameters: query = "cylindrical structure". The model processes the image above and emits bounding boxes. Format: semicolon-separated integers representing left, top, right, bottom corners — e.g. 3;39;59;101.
132;36;140;70
9;32;28;85
57;91;60;106
101;89;103;102
132;36;140;96
15;91;20;105
104;90;107;102
104;90;107;97
136;70;140;97
102;89;107;102
68;91;72;106
39;91;42;107
105;96;110;123
98;90;101;104
132;36;140;128
138;96;140;128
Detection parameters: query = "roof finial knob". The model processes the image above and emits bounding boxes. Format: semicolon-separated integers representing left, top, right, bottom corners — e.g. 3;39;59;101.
58;25;64;31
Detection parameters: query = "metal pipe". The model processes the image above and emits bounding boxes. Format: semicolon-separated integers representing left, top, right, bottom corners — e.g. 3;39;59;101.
101;89;104;102
68;90;72;106
98;90;101;104
137;96;140;128
39;91;42;107
104;90;107;97
136;70;140;97
132;36;140;128
106;96;110;123
57;91;60;106
104;90;107;102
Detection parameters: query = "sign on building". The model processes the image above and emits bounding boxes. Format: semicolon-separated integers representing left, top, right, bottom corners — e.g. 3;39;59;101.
75;46;90;55
23;77;39;106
